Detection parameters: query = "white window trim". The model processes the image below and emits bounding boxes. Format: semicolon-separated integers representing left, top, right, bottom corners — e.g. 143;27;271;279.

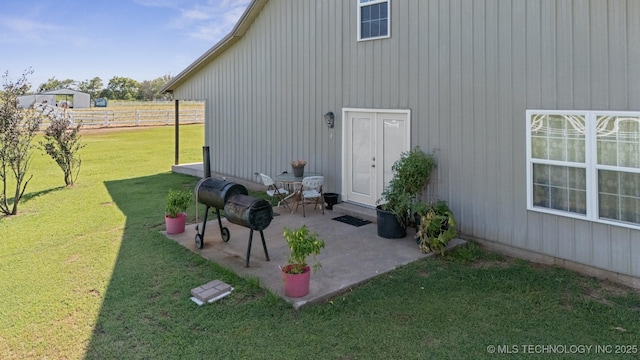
526;109;640;230
357;0;391;41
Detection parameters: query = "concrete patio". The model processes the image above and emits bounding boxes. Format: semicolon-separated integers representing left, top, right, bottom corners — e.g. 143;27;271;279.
164;201;464;309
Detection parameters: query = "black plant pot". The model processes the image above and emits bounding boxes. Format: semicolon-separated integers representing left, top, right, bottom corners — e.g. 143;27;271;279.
324;193;339;210
376;205;407;239
292;165;305;177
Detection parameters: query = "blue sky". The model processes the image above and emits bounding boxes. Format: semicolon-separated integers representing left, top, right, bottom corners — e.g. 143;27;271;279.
1;0;251;91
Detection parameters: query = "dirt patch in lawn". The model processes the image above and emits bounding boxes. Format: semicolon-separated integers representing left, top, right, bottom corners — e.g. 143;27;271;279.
577;278;639;307
466;258;515;269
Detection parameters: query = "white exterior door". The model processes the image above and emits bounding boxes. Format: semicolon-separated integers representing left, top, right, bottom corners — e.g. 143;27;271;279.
342;109;410;207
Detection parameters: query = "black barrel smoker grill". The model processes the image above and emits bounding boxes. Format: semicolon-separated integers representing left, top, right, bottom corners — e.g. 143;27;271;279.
194;147;273;267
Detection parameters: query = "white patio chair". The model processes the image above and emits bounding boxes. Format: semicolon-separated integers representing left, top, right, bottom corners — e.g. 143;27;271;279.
255;172;290;209
292;176;324;217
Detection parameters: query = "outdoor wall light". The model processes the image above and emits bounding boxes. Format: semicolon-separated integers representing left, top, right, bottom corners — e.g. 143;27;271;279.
324;111;335;128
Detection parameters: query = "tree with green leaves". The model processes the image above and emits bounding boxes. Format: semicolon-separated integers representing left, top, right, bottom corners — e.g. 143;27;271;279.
30;73;176;100
107;76;139;100
98;88;113;100
77;77;103;99
138;75;173;101
0;70;46;215
37;77;75;92
40;108;86;186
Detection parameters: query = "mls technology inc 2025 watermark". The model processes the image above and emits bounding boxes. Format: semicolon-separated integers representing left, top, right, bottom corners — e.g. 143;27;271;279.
486;344;637;355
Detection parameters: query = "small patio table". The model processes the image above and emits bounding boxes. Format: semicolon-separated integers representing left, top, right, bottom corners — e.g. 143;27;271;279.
274;172;322;209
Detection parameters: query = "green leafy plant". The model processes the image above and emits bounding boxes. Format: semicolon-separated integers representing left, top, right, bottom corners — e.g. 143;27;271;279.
378;147;436;226
416;200;457;255
40;109;86;186
283;224;325;274
165;189;192;218
0;69;44;215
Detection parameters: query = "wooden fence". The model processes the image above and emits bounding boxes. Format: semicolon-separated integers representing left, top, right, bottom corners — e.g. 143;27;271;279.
39;108;205;128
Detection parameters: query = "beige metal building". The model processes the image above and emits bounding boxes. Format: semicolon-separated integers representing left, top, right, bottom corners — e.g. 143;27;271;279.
18;88;90;109
163;0;640;287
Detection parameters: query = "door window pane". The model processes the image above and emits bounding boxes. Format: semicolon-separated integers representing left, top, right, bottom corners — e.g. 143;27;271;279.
382;118;406;189
352;117;373;195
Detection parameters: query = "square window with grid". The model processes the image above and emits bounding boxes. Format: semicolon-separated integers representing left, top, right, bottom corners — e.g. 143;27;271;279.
358;0;390;41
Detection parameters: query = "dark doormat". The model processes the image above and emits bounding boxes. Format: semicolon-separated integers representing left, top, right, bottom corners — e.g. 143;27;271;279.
332;215;371;227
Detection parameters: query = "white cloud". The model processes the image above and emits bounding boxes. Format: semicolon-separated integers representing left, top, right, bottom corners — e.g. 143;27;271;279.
133;0;251;40
133;0;181;7
188;24;226;42
181;6;215;22
147;0;251;43
0;16;67;44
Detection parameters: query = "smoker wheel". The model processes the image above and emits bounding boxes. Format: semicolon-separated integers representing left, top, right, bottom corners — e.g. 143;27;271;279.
195;234;203;249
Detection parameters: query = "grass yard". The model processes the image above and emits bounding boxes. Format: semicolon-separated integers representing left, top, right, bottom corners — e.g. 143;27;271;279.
1;124;639;359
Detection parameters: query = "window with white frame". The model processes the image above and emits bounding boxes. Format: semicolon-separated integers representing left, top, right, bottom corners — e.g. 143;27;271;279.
527;110;640;229
357;0;390;41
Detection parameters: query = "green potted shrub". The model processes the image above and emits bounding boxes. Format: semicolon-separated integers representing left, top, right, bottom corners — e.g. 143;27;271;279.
376;147;436;239
281;224;325;297
165;189;192;234
415;200;457;255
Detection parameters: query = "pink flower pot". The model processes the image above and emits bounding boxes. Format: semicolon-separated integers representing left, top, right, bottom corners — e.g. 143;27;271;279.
282;265;311;297
165;213;186;234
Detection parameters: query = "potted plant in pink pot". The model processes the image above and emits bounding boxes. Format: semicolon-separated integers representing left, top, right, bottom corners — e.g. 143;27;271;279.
165;189;192;234
281;224;325;297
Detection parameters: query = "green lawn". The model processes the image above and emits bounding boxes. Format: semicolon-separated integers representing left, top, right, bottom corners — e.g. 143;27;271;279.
1;124;639;359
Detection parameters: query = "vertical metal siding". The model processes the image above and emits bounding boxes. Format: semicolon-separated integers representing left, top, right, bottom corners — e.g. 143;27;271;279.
558;218;576;260
611;227;630;274
526;1;563;259
592;225;612;270
574;221;593;266
497;0;515;245
472;0;488;239
446;0;463;226
485;0;499;242
573;2;591;108
608;1;627;109
630;1;640;109
459;0;475;236
591;0;609;108
511;0;529;249
171;0;640;277
556;0;573;109
437;0;451;211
